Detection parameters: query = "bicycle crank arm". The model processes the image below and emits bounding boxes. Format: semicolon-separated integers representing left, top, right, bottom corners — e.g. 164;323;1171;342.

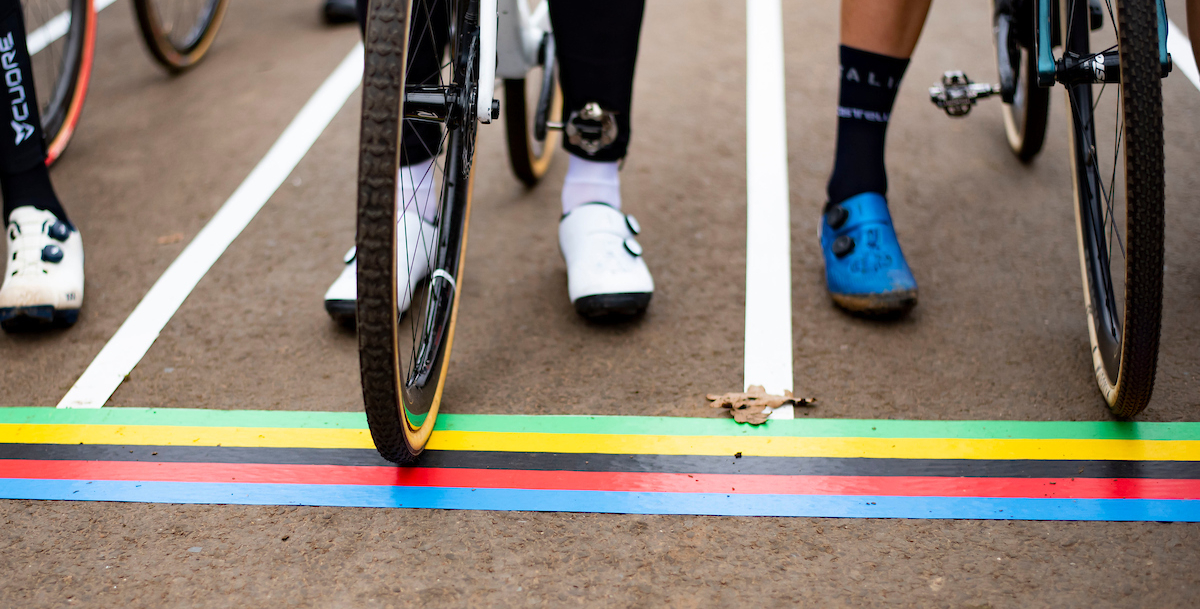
928;71;1001;117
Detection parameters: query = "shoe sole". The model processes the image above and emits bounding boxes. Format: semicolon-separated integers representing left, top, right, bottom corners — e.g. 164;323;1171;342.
574;293;652;319
831;289;918;316
324;300;356;327
0;306;80;332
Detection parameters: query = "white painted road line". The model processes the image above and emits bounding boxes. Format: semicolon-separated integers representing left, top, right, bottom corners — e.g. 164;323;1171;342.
27;10;70;56
28;0;117;57
744;0;794;418
1168;19;1200;93
57;43;364;408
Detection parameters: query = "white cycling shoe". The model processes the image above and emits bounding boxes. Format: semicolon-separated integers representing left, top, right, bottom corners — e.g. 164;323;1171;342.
559;202;653;317
0;206;84;331
324;209;437;325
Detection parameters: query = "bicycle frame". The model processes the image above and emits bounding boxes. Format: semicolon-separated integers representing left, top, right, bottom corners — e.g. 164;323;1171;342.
1033;0;1171;87
496;0;549;78
477;0;496;122
476;0;550;122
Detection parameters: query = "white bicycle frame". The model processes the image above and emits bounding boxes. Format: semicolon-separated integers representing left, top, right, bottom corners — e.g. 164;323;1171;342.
475;0;550;122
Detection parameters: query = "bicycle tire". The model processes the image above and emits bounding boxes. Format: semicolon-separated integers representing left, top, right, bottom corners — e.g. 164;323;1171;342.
995;0;1050;162
358;0;478;464
24;0;96;166
1062;0;1163;417
503;40;561;185
133;0;229;73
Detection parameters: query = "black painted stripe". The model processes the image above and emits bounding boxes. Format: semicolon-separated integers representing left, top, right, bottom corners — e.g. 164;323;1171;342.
4;443;1200;479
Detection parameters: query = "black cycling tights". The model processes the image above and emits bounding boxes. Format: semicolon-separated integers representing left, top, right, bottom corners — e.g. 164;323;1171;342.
356;0;644;165
0;0;65;224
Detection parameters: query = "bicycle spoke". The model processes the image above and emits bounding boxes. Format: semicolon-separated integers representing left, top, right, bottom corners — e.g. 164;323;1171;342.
1092;83;1106;115
403;126;450;378
1074;44;1116;135
1104;99;1125;262
1066;0;1074;49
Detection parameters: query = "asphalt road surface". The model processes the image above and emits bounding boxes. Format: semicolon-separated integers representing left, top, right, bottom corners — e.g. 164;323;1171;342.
3;0;1200;605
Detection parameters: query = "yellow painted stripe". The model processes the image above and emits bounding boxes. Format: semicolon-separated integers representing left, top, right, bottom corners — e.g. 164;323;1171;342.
428;431;1200;461
3;424;1200;461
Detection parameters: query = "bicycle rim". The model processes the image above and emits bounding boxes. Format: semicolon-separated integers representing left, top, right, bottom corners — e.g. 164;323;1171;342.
1062;0;1163;416
133;0;228;72
358;0;478;464
24;0;95;165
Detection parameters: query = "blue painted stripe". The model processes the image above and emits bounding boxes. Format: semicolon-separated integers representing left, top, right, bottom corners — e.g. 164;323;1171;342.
4;479;1200;521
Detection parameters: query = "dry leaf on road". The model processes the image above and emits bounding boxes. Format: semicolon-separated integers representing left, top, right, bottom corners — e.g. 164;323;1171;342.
707;385;815;424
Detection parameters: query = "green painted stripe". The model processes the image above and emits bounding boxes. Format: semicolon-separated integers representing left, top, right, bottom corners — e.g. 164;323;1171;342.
434;415;1200;441
2;407;1199;441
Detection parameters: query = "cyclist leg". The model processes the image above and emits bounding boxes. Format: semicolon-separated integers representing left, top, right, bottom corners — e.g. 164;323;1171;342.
0;0;84;331
549;0;654;318
325;0;448;323
819;0;930;315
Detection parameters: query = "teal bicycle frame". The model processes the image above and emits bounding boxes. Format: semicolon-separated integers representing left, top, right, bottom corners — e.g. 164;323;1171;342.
1033;0;1172;87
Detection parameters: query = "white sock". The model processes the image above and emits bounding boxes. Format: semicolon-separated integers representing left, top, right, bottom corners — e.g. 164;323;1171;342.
398;158;439;224
561;153;621;215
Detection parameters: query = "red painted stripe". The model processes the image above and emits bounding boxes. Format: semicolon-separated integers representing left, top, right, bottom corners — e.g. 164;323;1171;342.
3;460;1200;499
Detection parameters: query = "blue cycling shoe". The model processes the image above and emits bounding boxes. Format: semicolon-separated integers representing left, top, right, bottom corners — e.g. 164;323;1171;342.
819;192;918;314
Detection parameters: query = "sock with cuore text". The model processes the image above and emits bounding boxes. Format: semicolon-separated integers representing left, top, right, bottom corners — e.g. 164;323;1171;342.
0;0;67;226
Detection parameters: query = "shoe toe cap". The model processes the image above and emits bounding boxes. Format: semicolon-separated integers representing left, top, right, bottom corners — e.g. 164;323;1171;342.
565;236;653;302
560;205;655;305
819;197;916;309
324;261;357;303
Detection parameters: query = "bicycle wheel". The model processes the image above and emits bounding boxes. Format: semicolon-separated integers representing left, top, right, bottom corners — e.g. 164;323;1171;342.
24;0;96;166
1061;0;1164;417
994;0;1050;162
133;0;229;72
358;0;479;463
503;34;561;186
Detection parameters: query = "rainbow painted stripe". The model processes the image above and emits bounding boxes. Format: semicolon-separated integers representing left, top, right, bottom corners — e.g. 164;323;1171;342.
2;407;1199;520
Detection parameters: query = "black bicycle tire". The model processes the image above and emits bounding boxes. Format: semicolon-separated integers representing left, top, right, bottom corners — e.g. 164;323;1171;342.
132;0;229;73
503;74;561;186
999;36;1050;162
357;0;477;464
1063;0;1164;417
27;0;95;165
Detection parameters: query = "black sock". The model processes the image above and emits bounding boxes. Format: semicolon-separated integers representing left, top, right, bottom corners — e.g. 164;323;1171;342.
2;164;67;225
0;0;65;225
826;45;909;209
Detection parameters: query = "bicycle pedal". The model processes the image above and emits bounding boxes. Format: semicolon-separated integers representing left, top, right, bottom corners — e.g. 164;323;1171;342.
928;71;1001;117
